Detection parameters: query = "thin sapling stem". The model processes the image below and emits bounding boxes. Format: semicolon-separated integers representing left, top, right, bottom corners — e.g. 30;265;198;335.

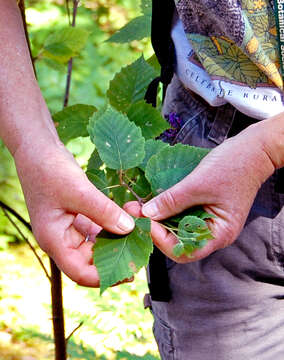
119;170;145;205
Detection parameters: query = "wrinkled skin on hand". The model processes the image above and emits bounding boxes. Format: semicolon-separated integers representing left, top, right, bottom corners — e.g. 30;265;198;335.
126;124;275;263
14;143;134;287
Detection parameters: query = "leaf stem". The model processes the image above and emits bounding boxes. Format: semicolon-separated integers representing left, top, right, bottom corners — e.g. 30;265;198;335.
160;222;202;242
101;184;122;191
162;225;178;238
161;223;179;232
119;170;145;205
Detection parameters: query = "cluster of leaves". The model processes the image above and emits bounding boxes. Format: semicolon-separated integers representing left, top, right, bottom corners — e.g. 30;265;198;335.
88;106;213;294
27;0;146;113
53;53;214;294
47;0;215;294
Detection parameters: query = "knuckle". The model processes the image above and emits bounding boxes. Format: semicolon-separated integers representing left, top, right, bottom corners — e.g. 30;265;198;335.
100;198;117;220
75;184;90;201
215;222;238;249
159;190;178;213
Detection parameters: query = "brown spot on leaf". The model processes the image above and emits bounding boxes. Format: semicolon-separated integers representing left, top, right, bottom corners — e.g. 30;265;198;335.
129;261;137;273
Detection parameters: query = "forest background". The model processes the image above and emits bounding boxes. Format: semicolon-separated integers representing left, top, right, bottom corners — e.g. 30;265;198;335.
0;0;160;359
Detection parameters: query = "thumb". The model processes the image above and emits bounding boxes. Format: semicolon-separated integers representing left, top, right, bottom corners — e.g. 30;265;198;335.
141;173;208;221
67;180;135;234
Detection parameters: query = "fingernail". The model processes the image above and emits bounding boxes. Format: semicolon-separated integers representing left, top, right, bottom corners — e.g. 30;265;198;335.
117;214;135;232
142;201;158;218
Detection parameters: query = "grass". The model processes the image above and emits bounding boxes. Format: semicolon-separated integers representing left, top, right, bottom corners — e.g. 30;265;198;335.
0;244;160;359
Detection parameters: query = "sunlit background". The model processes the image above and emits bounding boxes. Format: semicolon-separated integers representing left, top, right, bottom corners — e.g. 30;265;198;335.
0;0;159;358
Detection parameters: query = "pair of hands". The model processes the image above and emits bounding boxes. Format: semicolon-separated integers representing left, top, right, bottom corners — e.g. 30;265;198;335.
14;121;275;287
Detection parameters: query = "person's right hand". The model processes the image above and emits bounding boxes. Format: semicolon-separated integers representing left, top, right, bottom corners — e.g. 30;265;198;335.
13;141;135;287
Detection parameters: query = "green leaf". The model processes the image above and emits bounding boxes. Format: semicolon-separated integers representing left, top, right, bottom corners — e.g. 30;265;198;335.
164;208;215;257
87;149;108;196
141;0;152;15
145;144;210;195
175;216;214;256
86;151;109;196
147;54;161;73
105;168;151;204
107;16;151;43
107;56;158;112
94;217;153;294
139;139;169;171
131;170;152;199
106;168;135;206
107;0;152;43
42;58;66;73
53;104;96;144
88;105;145;170
86;169;109;196
123;167;152;199
167;207;215;224
87;149;103;171
172;243;185;257
42;27;90;63
179;216;208;234
127;101;168;140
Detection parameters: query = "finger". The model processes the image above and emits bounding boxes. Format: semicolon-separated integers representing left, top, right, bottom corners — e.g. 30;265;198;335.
73;214;102;242
151;218;225;263
150;220;188;262
123;201;216;261
53;245;100;287
64;179;135;234
32;210;100;287
123;201;143;217
141;169;211;221
45;221;100;287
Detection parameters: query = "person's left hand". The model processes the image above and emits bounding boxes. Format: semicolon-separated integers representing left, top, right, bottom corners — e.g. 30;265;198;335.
125;123;276;263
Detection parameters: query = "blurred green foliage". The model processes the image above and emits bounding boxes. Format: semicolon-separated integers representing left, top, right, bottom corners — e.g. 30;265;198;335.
28;0;151;112
0;0;152;245
0;1;160;359
0;140;27;248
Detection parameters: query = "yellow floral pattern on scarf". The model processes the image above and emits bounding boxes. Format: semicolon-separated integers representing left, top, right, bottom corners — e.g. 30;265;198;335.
176;0;282;89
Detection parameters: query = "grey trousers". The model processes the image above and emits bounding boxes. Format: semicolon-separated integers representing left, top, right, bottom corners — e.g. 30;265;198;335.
148;76;284;360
